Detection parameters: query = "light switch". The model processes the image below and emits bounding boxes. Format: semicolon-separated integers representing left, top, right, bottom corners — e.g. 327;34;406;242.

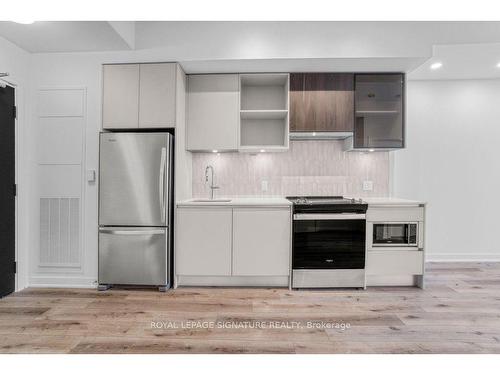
363;180;373;191
261;180;268;192
87;169;96;182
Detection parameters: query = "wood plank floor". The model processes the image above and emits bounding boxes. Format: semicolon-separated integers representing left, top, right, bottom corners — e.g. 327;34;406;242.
1;262;500;354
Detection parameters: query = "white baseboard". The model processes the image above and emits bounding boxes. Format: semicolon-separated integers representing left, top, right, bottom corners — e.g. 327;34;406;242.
29;275;97;289
426;253;500;262
177;275;289;287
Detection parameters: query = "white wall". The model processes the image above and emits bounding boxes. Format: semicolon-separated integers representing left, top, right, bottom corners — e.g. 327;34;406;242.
394;79;500;261
0;36;32;290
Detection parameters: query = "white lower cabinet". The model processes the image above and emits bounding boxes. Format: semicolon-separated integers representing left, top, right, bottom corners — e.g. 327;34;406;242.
365;204;426;288
176;206;291;286
176;208;232;276
366;250;424;276
232;208;290;276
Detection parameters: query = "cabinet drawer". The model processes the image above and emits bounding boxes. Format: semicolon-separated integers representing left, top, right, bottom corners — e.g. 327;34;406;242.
367;206;424;222
366;250;423;276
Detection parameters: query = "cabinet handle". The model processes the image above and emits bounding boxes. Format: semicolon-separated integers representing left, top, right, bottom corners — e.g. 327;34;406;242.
99;229;165;235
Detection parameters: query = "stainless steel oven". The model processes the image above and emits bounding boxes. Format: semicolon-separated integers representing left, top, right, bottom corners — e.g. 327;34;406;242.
372;222;418;247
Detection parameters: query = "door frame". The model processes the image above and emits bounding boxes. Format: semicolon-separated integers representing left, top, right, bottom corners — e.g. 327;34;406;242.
1;77;18;292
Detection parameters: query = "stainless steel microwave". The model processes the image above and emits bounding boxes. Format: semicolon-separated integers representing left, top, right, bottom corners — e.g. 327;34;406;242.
372;222;418;247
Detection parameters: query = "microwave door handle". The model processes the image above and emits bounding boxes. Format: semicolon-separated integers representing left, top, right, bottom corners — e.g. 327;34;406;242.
410;223;417;245
159;147;166;224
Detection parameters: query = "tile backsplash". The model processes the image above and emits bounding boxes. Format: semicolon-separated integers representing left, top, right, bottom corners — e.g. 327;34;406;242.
192;140;389;198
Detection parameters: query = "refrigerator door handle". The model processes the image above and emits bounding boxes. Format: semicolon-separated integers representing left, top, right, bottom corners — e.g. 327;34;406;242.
99;228;166;235
159;147;167;224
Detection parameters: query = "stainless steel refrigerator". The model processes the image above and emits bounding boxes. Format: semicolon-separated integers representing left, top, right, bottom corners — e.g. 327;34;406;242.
98;132;173;291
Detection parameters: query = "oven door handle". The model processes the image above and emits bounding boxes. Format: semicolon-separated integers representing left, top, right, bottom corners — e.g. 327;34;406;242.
293;213;366;220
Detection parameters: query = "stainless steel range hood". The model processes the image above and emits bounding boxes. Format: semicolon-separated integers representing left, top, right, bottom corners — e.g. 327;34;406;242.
289;131;353;140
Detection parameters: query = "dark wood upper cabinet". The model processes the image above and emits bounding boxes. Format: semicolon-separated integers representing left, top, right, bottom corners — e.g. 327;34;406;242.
289;73;354;132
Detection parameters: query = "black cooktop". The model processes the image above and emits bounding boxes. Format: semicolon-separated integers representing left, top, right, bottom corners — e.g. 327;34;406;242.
286;196;368;214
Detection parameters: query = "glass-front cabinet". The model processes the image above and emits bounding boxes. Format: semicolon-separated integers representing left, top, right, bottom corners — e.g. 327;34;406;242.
354;73;404;149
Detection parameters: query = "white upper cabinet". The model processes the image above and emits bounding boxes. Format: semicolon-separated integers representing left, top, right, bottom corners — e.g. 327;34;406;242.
102;64;140;129
187;74;239;151
102;63;177;129
139;63;177;128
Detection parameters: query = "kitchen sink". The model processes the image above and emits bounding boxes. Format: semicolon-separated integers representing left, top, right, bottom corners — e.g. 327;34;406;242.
191;198;232;203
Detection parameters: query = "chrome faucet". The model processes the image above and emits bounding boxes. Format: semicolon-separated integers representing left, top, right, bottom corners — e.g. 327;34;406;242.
205;165;220;200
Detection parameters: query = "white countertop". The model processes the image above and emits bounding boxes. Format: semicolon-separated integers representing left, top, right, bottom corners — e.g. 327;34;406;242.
362;197;426;206
177;197;292;207
178;196;424;207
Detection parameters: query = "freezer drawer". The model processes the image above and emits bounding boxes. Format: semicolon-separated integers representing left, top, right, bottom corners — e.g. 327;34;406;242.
99;227;168;286
99;132;172;226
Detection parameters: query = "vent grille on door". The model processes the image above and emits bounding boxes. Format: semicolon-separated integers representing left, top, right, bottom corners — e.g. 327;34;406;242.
40;197;80;267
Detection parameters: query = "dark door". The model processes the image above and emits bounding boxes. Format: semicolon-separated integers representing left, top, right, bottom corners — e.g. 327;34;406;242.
289;73;354;132
0;84;16;298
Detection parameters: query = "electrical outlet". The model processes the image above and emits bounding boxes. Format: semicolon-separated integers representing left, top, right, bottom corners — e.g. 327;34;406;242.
261;180;268;192
363;180;373;191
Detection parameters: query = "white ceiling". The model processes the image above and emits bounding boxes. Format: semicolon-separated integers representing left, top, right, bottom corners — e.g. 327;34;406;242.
136;21;500;58
0;21;134;52
408;43;500;80
1;21;500;78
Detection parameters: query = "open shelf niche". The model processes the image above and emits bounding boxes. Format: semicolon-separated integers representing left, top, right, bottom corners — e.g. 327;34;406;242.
239;74;289;152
